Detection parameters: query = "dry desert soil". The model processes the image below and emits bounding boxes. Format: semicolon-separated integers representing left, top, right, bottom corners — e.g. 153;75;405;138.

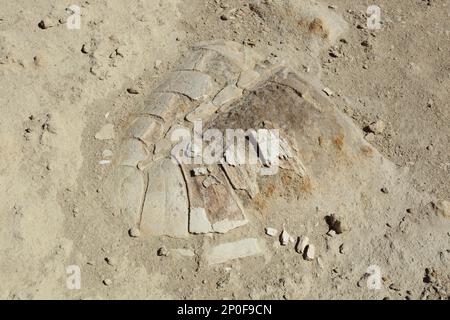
0;0;449;300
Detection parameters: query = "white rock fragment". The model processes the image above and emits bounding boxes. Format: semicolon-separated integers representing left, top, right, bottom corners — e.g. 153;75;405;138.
305;244;315;261
189;207;213;234
326;230;336;237
103;278;112;286
128;227;140;238
157;246;169;257
265;227;278;237
433;200;450;219
98;160;111;165
280;230;291;246
323;87;333;96
368;120;386;134
317;257;324;269
295;235;309;254
205;238;263;265
192;167;208;176
95;124;115;140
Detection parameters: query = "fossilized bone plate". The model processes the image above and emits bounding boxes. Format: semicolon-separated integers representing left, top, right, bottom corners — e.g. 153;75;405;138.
105;39;419;245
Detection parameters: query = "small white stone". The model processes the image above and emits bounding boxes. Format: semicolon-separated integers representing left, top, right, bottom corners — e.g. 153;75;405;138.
368;120;385;134
95;124;115;140
103;279;112;286
434;200;450;219
265;227;278;236
157;246;169;256
317;257;324;269
305;244;315;261
295;235;309;254
323;87;333;96
280;230;290;246
98;160;111;165
128;227;140;238
326;230;336;237
192;167;208;176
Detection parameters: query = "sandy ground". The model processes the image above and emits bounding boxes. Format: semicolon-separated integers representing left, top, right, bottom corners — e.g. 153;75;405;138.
0;0;449;300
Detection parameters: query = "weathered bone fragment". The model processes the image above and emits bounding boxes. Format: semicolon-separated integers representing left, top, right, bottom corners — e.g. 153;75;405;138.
189;207;213;234
156;70;217;101
140;158;189;238
119;138;150;167
182;165;247;234
237;69;261;90
128;116;163;147
213;84;243;107
221;163;259;198
143;92;185;123
278;137;307;177
185;101;219;123
205;238;263;265
108;166;146;224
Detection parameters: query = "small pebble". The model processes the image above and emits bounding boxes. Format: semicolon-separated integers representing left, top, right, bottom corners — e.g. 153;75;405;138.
326;230;336;237
157;246;169;257
103;279;112;286
105;257;117;266
295;235;309;254
368;120;385;134
323;87;333;96
192;167;208;176
265;227;278;237
38;17;55;29
128;227;140;238
127;88;139;94
279;230;290;246
304;244;315;261
81;43;90;54
361;40;370;47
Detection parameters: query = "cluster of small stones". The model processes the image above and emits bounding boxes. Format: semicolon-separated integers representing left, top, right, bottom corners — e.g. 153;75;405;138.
265;227;316;262
114;40;308;264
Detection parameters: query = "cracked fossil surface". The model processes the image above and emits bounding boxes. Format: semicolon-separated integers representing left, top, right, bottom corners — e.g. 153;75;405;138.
105;40;423;253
